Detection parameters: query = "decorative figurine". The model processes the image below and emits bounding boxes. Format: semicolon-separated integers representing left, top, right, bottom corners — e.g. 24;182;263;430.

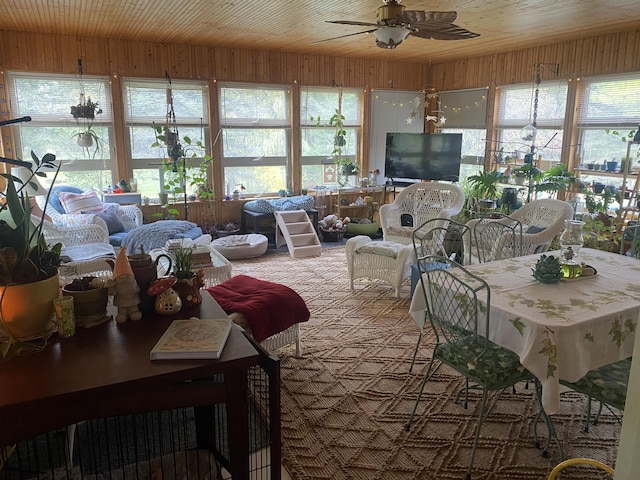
109;247;142;323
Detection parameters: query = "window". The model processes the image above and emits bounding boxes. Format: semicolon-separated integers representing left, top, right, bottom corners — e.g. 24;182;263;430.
219;84;290;196
439;88;488;180
124;78;209;199
300;87;362;188
577;73;640;167
495;81;568;163
8;72;113;192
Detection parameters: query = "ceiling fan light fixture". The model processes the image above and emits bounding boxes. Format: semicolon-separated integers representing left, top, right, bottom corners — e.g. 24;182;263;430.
374;27;411;49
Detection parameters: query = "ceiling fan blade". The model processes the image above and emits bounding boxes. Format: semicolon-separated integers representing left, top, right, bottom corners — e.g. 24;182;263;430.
311;29;377;45
326;20;378;27
409;23;480;40
397;10;458;25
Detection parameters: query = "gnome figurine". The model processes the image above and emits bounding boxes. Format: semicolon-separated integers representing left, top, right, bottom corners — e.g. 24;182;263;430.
109;247;142;323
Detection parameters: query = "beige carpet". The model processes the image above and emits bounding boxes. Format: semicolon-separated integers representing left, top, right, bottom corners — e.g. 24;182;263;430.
231;246;620;480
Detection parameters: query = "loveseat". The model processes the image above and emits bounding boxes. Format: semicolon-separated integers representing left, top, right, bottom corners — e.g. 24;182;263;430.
35;186;143;247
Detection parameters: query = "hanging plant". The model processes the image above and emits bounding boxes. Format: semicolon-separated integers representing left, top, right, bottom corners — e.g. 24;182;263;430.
70;95;104;157
70;97;102;120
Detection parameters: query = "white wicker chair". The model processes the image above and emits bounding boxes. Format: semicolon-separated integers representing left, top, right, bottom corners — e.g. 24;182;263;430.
346;235;415;297
35;194;143;243
33;214;109;246
464;198;575;263
379;182;465;245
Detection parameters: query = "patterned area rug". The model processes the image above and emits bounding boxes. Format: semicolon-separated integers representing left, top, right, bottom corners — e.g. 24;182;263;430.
231;246;620;480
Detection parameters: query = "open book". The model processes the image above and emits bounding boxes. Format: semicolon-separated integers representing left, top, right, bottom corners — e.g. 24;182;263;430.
150;317;233;360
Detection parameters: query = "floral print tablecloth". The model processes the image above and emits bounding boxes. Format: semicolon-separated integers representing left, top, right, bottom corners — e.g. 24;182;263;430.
409;248;640;414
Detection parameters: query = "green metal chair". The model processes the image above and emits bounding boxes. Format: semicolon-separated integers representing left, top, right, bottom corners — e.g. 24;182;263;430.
466;213;524;263
404;254;559;479
408;219;471;373
560;357;631;432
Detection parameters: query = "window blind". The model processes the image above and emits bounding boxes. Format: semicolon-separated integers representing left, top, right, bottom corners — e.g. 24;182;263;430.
578;72;640;127
439;88;488;129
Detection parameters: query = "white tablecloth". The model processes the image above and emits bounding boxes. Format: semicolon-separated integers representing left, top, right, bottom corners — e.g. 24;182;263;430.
409;248;640;414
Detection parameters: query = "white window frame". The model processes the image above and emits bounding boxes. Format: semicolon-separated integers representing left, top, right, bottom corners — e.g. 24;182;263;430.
495;81;568;162
218;83;291;196
123;78;209;196
300;87;362;187
7;71;114;188
576;72;640;165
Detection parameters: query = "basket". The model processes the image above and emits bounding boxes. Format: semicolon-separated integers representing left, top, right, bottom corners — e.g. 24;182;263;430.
320;228;346;242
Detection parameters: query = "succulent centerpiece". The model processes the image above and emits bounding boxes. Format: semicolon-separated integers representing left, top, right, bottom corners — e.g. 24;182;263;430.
531;254;563;284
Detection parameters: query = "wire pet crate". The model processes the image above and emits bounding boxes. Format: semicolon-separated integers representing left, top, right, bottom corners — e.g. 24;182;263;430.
0;334;281;480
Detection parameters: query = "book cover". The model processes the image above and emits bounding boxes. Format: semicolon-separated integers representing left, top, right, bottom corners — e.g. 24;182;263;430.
150;317;233;360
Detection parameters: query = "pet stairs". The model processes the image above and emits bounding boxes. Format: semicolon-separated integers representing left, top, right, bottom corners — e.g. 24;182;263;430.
274;210;322;258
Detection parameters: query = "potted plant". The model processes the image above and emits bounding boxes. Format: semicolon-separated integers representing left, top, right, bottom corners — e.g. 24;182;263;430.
467;170;502;209
169;244;204;308
152;127;213;201
0;152;62;352
70;96;103;156
311;87;358;187
61;276;109;326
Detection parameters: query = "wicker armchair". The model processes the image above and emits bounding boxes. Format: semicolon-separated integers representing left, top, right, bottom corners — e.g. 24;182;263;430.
35;193;143;246
33;214;109;246
464;198;574;263
379;182;464;245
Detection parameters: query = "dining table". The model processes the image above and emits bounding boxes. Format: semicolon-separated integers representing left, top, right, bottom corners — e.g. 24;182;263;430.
409;247;640;414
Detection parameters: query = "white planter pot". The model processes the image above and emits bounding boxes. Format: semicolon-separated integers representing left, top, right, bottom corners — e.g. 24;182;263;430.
76;132;94;148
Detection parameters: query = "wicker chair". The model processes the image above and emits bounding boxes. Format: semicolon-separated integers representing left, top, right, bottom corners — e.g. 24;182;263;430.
35;193;143;246
346;235;415;297
465;198;574;263
379;182;465;245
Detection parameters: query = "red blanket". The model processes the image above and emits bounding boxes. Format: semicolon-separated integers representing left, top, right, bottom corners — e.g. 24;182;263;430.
206;275;310;342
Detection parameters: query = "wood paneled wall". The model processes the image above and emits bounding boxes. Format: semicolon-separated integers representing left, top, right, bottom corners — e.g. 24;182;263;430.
0;31;431;88
431;29;640;90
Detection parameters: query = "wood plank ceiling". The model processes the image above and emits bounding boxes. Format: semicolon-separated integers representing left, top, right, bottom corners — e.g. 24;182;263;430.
0;0;638;65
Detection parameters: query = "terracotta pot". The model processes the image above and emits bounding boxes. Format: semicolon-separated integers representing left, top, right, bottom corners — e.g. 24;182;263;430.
0;274;59;340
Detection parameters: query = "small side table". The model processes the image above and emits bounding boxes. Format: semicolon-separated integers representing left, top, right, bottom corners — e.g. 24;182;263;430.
150;245;233;287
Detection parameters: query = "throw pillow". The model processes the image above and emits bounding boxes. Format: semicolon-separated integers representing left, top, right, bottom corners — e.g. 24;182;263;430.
58;189;104;214
92;205;125;235
49;185;84;214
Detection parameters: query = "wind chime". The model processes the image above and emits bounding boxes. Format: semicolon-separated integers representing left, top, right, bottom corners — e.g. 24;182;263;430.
163;72;189;220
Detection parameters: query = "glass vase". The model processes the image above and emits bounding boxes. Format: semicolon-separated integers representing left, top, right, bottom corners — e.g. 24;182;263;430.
559;220;585;256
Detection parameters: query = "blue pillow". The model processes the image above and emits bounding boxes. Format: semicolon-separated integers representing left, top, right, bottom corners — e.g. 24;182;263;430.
49;185;83;214
94;205;125;235
244;199;275;214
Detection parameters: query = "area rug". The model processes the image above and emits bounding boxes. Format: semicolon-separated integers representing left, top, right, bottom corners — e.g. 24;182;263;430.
231;246;621;480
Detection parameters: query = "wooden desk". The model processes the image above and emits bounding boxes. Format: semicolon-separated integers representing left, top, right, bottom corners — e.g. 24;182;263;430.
0;295;258;480
409;248;640;414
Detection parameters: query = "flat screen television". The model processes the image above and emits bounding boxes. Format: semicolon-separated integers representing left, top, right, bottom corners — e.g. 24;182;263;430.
384;133;462;182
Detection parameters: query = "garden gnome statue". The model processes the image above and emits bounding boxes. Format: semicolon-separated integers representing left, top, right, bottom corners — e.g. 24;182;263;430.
110;247;142;323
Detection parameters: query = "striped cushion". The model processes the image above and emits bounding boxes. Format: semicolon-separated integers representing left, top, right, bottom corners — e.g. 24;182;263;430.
58;189;104;214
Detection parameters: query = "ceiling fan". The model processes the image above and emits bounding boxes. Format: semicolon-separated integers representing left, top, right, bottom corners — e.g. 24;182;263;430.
315;0;479;49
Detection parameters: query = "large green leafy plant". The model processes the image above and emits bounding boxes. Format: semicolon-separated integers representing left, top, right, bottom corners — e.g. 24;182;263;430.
0;152;62;285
